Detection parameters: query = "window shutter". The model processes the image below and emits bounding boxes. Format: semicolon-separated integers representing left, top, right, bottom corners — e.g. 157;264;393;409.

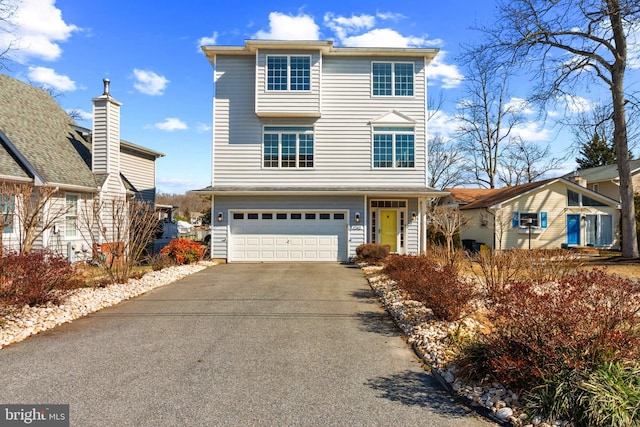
512;211;519;228
540;212;548;228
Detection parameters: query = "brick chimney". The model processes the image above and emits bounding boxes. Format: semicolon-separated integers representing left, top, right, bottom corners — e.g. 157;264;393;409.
91;79;121;174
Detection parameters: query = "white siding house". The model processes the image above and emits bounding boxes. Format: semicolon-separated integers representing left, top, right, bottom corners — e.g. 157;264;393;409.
196;40;446;262
0;74;164;259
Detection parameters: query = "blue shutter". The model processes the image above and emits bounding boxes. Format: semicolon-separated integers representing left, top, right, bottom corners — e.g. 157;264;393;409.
540;212;548;228
512;211;519;228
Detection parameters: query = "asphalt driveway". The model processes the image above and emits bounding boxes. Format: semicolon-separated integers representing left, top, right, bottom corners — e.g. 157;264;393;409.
0;263;494;426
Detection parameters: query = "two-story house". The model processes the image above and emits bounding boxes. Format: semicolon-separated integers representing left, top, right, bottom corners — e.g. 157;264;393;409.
0;73;164;259
196;40;446;262
563;160;640;201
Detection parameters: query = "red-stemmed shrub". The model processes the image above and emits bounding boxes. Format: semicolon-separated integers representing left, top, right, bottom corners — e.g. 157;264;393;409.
355;243;390;265
466;269;640;390
160;238;204;265
0;249;81;306
383;255;477;321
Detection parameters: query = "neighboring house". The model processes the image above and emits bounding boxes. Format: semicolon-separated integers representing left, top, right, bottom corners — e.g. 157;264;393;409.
563;160;640;201
196;39;446;262
0;73;164;259
448;178;620;250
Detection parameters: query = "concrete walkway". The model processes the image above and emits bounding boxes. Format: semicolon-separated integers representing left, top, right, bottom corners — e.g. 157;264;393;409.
0;263;494;426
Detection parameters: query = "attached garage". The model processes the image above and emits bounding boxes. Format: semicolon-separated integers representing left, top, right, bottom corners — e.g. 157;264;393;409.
229;211;349;262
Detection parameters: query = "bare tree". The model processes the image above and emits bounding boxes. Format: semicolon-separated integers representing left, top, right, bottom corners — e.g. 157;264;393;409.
476;0;640;257
498;138;567;186
0;182;70;254
456;50;524;188
79;196;160;284
427;205;471;261
0;0;20;69
428;134;468;189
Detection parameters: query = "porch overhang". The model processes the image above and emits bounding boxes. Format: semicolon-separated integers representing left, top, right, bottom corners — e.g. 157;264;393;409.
191;186;449;198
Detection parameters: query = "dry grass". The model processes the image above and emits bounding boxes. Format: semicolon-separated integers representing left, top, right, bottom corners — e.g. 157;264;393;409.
462;249;640;281
578;251;640;279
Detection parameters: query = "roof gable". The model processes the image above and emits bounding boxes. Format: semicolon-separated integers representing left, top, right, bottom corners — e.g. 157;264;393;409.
370;110;416;126
460;178;619;210
565;159;640;182
0;73;97;188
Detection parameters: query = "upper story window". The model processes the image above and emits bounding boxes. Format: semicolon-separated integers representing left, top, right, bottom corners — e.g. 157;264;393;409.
372;62;414;96
1;194;14;233
373;127;415;168
267;56;311;91
567;189;608;207
263;126;314;168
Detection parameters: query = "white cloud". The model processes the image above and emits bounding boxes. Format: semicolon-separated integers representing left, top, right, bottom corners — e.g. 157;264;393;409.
196;122;212;132
27;66;76;91
66;108;92;121
510;122;552;142
376;12;405;21
133;69;169;95
254;12;320;40
427;110;463;140
504;97;535;115
197;32;217;52
323;13;375;41
0;0;79;63
426;51;464;89
341;28;440;48
561;94;594;114
324;12;442;48
154;118;188;131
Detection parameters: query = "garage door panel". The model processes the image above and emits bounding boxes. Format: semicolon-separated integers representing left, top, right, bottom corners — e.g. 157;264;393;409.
229;211;347;262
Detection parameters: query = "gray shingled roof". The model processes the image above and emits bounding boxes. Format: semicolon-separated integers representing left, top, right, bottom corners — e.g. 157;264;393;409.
0;73;98;189
563;159;640;183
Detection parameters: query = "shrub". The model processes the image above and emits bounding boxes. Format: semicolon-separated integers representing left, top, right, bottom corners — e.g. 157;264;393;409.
160;238;204;265
524;362;640;427
355;243;389;264
383;255;477;321
474;248;585;304
149;253;175;271
460;269;640;390
0;250;81;306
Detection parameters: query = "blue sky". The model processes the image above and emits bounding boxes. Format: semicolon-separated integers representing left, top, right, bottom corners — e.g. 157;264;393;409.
0;0;637;193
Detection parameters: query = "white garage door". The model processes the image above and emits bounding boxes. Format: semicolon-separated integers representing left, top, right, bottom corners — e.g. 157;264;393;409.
229;211;348;262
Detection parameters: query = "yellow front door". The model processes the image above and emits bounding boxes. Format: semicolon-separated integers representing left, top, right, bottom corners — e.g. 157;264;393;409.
379;210;398;252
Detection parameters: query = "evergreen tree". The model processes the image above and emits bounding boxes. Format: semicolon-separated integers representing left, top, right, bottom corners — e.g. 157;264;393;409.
576;133;616;169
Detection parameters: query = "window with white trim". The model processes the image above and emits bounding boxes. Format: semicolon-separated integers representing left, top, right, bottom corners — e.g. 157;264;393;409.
1;194;14;233
373;127;415;168
372;62;414;96
263;126;314;168
65;194;78;238
512;211;548;229
267;55;311;91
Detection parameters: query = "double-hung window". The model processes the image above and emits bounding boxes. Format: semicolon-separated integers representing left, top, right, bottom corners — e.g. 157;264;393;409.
372;62;414;96
1;194;14;233
65;194;78;238
373;127;415;168
263;126;314;168
267;56;311;91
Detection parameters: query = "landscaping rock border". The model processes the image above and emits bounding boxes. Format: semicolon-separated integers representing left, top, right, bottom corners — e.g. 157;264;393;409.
361;264;562;427
0;262;215;349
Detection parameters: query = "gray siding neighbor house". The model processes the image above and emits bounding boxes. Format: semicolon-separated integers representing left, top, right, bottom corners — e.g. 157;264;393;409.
0;73;164;259
196;40;446;262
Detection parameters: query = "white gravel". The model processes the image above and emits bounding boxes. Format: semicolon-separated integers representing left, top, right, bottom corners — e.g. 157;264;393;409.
0;262;215;349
